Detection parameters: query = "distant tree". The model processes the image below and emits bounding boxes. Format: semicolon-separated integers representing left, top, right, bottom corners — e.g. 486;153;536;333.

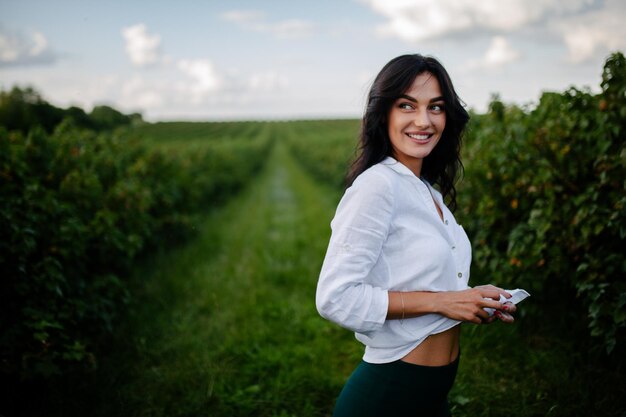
89;105;131;130
65;106;94;130
0;87;47;132
0;86;143;133
32;100;65;132
128;112;144;126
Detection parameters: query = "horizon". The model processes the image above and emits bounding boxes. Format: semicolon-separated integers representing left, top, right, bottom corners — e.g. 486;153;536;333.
2;0;624;122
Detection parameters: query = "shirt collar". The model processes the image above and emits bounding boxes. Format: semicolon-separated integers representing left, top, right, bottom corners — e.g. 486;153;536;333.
380;156;419;178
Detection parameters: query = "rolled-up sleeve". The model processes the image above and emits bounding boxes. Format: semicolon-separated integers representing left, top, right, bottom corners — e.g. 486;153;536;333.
316;170;394;334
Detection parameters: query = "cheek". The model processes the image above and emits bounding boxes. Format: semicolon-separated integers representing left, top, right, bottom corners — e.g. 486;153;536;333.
439;114;447;130
387;112;401;138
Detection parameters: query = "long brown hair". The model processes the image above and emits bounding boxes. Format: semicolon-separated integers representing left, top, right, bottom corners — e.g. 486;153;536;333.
346;54;469;211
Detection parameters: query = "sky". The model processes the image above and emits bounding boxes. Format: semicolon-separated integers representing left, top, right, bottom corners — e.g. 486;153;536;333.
1;0;625;121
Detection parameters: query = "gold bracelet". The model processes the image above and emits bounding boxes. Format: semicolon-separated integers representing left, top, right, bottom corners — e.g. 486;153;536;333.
400;292;405;324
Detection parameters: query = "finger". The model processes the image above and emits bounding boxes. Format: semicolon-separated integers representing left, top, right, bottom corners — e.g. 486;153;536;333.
476;284;501;291
492;287;512;299
479;284;508;295
480;299;504;310
502;302;517;314
478;288;502;300
497;311;515;323
476;307;492;321
480;287;512;301
480;285;512;300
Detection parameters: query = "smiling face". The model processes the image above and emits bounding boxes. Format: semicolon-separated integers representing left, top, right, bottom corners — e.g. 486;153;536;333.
387;72;446;177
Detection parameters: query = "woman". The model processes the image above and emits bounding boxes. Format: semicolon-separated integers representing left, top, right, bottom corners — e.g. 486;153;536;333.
316;54;516;416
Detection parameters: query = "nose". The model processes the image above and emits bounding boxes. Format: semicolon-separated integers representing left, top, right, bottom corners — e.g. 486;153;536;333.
412;107;431;128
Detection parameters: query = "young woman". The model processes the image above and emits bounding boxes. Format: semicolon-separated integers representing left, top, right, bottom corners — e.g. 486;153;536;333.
316;54;517;416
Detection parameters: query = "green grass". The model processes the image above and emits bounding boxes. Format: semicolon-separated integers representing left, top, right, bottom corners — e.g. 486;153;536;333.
129;120;268;152
25;121;625;417
38;139;358;416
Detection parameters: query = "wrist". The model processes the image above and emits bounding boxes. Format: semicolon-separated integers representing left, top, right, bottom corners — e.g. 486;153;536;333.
429;291;445;315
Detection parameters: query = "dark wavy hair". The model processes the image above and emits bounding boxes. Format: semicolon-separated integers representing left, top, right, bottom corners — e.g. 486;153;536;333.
346;54;469;211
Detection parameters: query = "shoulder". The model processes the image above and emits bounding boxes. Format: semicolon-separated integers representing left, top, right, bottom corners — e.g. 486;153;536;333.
338;163;398;212
351;162;398;192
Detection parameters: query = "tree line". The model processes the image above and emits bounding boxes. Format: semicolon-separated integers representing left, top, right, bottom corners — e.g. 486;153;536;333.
0;86;143;134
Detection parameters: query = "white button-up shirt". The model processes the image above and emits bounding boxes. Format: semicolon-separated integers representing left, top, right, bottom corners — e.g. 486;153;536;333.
316;156;471;363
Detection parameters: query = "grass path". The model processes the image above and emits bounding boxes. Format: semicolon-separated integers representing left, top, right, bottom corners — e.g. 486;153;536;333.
70;138;360;417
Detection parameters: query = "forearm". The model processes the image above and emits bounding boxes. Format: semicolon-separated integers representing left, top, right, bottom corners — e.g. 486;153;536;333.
387;286;515;324
386;291;442;320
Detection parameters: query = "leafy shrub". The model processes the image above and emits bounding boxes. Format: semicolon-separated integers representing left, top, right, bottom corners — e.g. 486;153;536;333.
458;52;626;353
0;120;272;379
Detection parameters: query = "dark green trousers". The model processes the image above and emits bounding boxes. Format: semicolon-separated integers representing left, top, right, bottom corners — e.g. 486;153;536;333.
332;355;459;417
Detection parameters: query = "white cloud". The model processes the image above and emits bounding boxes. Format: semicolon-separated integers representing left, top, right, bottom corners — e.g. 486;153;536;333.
555;0;626;63
177;59;222;103
30;32;48;56
0;30;57;67
483;36;521;67
465;36;521;71
360;0;595;42
121;24;163;67
121;76;165;109
221;9;315;39
0;34;18;62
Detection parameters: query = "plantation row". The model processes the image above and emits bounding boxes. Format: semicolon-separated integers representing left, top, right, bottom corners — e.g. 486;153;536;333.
2;52;623;386
286;52;626;355
286;119;360;188
0;120;273;379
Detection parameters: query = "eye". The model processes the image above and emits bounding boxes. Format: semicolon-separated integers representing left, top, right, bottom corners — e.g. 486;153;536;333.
429;103;445;114
398;102;414;111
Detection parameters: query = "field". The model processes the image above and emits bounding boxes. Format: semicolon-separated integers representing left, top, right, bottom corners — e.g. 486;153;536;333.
2;117;619;417
2;53;625;417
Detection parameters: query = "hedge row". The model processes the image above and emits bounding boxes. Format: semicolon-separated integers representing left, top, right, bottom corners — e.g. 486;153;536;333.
0;121;273;379
457;52;625;353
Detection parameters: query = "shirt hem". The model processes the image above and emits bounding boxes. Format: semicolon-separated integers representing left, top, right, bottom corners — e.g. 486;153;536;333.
360;320;462;364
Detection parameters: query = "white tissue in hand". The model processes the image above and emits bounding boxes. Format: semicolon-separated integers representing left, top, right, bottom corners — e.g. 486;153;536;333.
485;289;530;316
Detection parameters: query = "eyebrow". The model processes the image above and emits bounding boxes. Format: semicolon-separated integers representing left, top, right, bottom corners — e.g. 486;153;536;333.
399;94;445;103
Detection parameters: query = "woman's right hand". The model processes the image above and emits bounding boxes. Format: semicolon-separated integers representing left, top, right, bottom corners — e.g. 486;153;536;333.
435;285;512;324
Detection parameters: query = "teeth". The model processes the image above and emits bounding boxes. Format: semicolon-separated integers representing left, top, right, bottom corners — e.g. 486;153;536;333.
407;133;430;140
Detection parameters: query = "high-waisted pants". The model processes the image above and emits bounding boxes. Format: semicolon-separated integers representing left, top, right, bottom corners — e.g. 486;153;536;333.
332;355;459;417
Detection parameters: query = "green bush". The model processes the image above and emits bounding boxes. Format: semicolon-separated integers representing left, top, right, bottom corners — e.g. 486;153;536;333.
458;52;626;353
0;120;272;379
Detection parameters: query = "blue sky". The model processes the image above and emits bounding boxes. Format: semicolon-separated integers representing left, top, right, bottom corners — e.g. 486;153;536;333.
1;0;624;121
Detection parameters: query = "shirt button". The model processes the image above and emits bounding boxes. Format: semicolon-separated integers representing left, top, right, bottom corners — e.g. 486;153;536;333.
457;272;463;278
452;245;456;250
444;220;449;225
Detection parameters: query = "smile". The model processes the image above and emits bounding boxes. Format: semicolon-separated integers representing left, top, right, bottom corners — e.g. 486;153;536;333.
406;133;432;140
